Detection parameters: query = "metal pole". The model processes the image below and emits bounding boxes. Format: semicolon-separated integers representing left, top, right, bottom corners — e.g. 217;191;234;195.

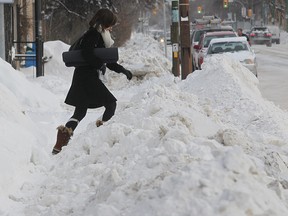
163;0;167;57
0;4;5;60
35;0;43;77
179;0;191;80
171;0;180;77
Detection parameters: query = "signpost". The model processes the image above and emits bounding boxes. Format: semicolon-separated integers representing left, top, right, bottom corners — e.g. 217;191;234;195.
171;0;180;77
179;0;191;80
35;0;43;77
0;4;5;60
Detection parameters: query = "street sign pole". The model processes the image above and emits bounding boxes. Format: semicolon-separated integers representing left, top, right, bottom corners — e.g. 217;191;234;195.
35;0;43;77
179;0;191;80
171;0;180;77
0;4;5;60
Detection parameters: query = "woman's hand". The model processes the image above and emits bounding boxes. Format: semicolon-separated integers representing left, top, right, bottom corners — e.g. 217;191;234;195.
122;69;133;80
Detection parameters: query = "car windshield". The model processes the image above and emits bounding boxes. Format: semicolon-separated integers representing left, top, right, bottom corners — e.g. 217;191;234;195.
193;28;235;43
207;41;249;54
203;34;236;47
193;30;204;42
252;27;268;32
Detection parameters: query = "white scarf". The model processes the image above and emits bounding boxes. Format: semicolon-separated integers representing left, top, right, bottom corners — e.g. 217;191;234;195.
98;25;114;48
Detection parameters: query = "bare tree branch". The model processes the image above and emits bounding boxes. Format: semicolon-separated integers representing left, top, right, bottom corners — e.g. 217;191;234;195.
55;0;85;19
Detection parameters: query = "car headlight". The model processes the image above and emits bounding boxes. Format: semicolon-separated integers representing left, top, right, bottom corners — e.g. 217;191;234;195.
243;59;255;64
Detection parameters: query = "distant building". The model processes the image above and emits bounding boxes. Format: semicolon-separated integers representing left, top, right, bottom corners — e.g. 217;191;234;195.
2;0;35;69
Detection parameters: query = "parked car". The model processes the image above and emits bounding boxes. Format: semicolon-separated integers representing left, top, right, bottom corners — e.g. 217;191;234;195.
193;31;237;70
191;26;235;71
249;26;272;46
191;25;234;47
205;37;258;76
267;25;280;44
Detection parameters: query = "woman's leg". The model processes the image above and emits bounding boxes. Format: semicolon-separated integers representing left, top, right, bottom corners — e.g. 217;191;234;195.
52;106;88;154
102;101;117;121
65;106;88;131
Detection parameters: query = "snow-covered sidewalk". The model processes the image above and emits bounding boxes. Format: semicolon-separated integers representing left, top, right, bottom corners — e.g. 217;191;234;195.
1;33;288;216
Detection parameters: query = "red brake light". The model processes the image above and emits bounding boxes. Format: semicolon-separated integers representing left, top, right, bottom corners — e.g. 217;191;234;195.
265;33;272;37
250;33;255;37
199;57;204;65
194;44;201;50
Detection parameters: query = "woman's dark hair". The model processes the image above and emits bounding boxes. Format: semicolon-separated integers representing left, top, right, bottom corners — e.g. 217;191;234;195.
89;8;117;30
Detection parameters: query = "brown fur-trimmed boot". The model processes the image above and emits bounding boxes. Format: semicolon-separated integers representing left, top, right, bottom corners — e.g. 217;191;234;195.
52;125;73;155
96;120;106;127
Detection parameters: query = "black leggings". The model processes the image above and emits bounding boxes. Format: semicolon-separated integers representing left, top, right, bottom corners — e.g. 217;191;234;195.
65;101;117;131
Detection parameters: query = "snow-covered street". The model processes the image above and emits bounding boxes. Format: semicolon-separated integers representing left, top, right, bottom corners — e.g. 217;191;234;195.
256;43;288;111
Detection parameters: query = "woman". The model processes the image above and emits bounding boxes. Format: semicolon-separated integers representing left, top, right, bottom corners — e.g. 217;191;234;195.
52;8;132;154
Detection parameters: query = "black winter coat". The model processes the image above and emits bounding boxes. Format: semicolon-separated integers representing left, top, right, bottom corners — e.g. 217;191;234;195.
65;27;126;108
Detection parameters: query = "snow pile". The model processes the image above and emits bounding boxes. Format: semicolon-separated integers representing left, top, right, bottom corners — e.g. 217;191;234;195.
0;58;60;111
1;33;288;216
119;33;172;77
0;58;59;203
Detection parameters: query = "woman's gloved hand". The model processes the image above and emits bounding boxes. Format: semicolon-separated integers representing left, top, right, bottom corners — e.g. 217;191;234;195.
100;64;106;75
122;69;133;80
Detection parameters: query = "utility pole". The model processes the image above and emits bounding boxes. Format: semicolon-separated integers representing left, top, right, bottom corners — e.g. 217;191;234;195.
0;3;5;60
35;0;43;77
179;0;191;80
171;0;180;77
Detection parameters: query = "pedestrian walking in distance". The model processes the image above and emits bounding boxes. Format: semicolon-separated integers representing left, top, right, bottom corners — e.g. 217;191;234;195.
237;28;251;46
